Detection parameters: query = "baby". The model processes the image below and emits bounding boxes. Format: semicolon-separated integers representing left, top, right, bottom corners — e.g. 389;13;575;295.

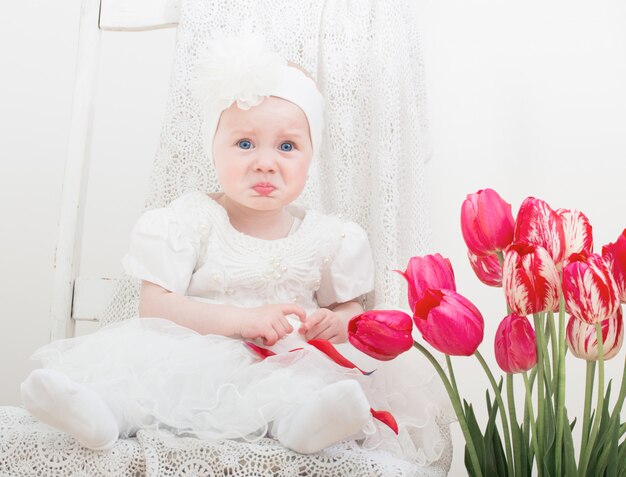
21;36;387;455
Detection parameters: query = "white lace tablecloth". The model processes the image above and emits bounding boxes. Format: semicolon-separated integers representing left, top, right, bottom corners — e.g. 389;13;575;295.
0;406;451;476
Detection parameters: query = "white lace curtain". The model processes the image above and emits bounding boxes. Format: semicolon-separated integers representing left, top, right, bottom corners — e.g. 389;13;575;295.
103;0;431;324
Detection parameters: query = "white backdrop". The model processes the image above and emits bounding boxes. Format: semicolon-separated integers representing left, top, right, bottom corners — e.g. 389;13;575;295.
1;1;625;475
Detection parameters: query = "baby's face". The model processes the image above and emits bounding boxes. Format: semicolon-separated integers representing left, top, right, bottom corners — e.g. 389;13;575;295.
212;96;313;212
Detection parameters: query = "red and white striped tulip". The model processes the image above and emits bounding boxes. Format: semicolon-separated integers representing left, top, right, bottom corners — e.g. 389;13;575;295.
503;242;560;316
514;197;566;266
397;254;456;312
566;306;623;361
562;251;620;324
348;310;414;361
461;188;515;257
557;208;593;260
468;250;502;287
602;229;626;303
413;288;484;356
494;314;537;373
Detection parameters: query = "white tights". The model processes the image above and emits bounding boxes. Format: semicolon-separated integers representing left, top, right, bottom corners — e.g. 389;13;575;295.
21;369;370;453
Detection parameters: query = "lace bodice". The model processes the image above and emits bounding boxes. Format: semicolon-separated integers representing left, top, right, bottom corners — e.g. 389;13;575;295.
121;192;375;316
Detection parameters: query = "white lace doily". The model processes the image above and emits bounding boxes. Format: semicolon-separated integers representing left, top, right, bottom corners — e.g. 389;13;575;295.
0;406;451;477
102;0;431;325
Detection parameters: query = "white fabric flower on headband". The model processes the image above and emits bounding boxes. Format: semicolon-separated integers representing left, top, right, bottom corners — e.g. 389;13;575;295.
193;34;287;112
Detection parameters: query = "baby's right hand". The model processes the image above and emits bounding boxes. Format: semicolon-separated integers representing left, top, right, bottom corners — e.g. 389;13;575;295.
237;304;306;346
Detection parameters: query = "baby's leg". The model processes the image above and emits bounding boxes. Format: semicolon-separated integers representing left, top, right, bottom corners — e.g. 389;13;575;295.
274;380;370;454
21;369;120;450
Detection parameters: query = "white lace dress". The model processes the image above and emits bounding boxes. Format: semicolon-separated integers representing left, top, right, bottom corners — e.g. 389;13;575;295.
31;192;450;466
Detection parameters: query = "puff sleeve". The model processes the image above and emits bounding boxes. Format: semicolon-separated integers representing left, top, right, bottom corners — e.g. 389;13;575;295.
121;204;200;295
315;221;375;307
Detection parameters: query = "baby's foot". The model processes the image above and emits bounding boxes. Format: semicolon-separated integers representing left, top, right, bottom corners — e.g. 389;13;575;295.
276;380;370;454
21;369;119;450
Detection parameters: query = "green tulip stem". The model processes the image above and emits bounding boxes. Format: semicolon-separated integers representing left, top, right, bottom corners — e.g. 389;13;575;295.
532;313;546;459
554;291;567;477
547;311;558;391
506;374;522;477
413;342;483;477
579;323;605;477
523;371;542;477
474;350;514;477
579;360;596;461
496;251;513;315
541;312;553;391
445;354;459;394
612;337;626;416
496;251;504;265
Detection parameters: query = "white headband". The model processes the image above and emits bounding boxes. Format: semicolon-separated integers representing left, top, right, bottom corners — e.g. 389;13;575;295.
193;35;324;162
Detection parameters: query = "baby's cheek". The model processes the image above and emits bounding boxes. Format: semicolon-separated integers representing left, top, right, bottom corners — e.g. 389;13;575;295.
217;166;247;191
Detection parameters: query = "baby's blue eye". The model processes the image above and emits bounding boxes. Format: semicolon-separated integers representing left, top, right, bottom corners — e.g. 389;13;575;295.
280;142;293;152
238;140;252;150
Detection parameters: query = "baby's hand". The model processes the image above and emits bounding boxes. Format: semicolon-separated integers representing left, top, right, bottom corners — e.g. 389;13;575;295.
238;304;306;346
299;308;348;344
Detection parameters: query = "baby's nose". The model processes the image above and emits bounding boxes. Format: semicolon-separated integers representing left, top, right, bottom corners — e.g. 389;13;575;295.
253;151;278;172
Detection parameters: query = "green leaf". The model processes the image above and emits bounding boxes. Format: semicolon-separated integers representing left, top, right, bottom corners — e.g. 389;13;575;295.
483;389;500;476
463;400;485;477
542;387;556;477
588;383;614;474
463;388;517;477
617;435;626;477
561;410;577;477
606;411;620;477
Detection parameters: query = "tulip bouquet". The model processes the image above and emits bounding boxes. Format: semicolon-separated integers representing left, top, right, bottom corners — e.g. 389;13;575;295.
348;189;626;477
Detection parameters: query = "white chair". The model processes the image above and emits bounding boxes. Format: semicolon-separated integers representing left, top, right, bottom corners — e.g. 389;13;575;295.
0;0;452;475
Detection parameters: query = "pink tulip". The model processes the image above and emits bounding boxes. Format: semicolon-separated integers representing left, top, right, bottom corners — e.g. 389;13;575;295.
460;188;515;257
494;314;537;373
602;229;626;303
413;289;484;356
566;306;623;361
503;242;561;316
348;310;414;361
514;197;566;266
397;254;456;312
468;250;502;287
562;251;620;324
556;208;593;260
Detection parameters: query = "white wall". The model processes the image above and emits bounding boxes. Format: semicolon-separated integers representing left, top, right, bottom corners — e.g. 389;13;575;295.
418;1;626;475
1;1;625;476
0;1;176;402
0;1;79;401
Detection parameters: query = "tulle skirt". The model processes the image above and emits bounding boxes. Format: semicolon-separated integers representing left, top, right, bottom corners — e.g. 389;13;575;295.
31;317;452;466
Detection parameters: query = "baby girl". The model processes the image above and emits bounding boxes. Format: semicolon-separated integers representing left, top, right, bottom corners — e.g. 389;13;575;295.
21;35;394;455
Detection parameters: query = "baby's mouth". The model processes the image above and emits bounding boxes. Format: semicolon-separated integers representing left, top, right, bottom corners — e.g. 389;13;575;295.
252;183;276;196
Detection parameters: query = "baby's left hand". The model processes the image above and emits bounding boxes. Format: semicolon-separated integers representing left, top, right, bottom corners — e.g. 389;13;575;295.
299;308;348;343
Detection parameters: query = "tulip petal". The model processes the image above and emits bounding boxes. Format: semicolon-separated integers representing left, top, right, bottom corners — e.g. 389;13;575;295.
602;229;626;303
563;252;620;323
476;189;516;251
468;250;502;287
514;197;566;266
400;255;456;311
557;208;593;259
413;289;484;356
308;339;374;375
566;306;623;360
461;188;515;256
348;310;413;361
370;408;399;434
245;342;277;359
494;314;537;373
503;242;560;315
